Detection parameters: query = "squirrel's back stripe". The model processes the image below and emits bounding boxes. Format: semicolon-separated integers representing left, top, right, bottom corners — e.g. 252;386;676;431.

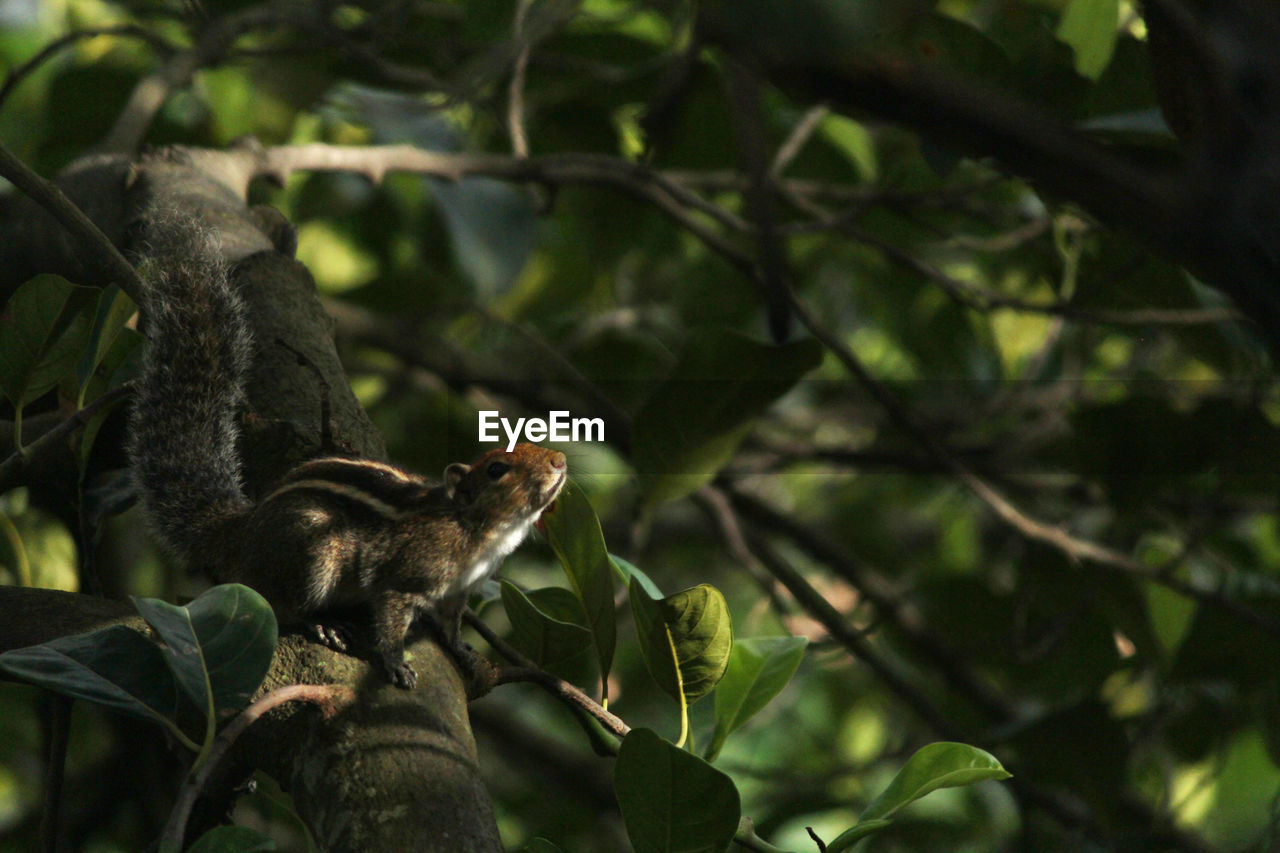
280;457;431;506
263;479;405;521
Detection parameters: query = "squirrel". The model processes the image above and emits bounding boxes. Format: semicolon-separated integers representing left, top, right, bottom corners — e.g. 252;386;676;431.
126;214;567;690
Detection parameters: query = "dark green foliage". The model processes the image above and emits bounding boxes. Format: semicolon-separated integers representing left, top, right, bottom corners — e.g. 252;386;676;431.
4;0;1279;850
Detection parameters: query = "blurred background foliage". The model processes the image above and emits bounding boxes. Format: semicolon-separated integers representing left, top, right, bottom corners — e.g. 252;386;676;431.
2;0;1280;850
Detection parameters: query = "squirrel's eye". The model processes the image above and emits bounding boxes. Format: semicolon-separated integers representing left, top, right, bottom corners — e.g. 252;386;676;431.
487;461;511;480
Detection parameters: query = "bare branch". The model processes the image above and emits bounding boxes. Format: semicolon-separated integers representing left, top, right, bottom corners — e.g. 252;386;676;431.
769;104;829;179
464;610;630;740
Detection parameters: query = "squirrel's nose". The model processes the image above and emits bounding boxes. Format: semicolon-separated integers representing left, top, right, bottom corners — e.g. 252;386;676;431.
551;452;567;469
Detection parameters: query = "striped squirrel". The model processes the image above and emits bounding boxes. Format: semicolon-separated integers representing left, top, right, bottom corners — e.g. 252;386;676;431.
126;215;567;689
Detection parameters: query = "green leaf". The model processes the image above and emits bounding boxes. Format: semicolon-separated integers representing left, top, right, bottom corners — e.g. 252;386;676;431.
186;825;278;853
707;636;807;761
132;584;278;720
614;728;741;853
539;481;618;698
501;581;592;668
631;580;733;745
632;331;822;505
827;742;1011;852
1056;0;1119;81
0;275;98;411
0;624;186;740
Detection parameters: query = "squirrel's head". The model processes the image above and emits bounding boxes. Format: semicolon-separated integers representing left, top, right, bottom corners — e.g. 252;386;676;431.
444;443;567;527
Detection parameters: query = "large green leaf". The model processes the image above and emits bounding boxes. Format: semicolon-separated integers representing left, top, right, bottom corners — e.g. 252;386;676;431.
614;728;741;853
631;580;733;745
132;584;277;721
501;581;592;668
0;275;98;412
632;330;823;505
539;481;618;698
828;742;1011;850
0;624;185;739
707;636;807;761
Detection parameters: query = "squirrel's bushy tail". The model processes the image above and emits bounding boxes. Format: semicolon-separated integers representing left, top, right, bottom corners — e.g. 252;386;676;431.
127;212;253;564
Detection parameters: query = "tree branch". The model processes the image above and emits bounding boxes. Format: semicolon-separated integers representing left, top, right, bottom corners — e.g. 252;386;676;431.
160;683;354;852
464;609;630;740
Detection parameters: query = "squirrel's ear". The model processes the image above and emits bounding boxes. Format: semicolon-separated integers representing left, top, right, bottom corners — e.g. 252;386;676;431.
444;463;471;498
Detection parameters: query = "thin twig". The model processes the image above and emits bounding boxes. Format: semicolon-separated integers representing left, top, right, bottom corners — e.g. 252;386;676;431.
250;145;759;277
693;487;795;618
463;610;630;739
720;486;1015;722
0;382;136;492
769;104;829;179
509;0;534;158
159;683;352;853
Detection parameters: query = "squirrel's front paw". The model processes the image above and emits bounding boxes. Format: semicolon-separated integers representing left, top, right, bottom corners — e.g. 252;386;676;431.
383;657;418;690
306;621;354;653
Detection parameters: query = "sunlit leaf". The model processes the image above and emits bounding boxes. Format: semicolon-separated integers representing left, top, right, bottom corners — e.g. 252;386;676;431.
611;554;663;599
828;742;1011;851
1056;0;1119;80
632;580;732;744
707;636;807;761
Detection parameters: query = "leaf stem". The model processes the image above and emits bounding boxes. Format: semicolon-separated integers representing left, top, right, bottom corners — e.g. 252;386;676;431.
733;817;797;853
13;406;25;458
